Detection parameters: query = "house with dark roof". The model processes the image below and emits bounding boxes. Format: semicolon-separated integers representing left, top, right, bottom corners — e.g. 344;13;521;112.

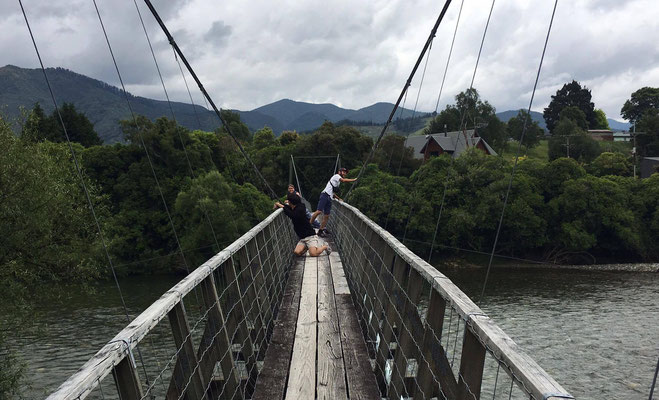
404;130;497;161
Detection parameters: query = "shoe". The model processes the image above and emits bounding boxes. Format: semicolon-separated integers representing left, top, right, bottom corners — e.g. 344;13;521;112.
318;229;326;237
325;245;332;255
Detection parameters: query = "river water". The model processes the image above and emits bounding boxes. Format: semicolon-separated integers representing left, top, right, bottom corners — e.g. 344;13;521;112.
8;268;659;399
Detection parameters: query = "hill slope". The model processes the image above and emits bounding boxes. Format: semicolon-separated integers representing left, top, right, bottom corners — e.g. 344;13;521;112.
0;65;423;142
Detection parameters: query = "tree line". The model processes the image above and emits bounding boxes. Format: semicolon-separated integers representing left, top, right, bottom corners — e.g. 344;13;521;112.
1;83;658;396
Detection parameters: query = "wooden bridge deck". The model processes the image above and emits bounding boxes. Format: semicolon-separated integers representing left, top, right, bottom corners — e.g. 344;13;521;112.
252;241;379;400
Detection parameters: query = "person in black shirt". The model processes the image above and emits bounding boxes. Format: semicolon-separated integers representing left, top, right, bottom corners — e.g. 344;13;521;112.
275;194;330;257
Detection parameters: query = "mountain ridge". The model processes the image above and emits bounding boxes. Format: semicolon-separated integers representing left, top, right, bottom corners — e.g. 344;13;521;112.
0;65;631;143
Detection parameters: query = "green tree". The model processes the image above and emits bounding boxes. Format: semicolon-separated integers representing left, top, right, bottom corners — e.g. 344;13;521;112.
543;80;597;132
507;109;544;149
635;109;659;156
593;108;610;129
1;118;104;396
588;152;631;176
372;134;421;176
253;127;276;150
558;106;588;130
621;87;659;124
423;88;495;134
217;110;251;142
548;118;601;162
278;130;299;146
477;114;507;153
22;103;103;147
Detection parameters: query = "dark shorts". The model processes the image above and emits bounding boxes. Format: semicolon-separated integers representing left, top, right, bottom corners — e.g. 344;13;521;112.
316;192;332;215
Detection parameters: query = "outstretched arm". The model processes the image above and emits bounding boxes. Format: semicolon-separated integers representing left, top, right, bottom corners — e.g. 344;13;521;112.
339;177;357;183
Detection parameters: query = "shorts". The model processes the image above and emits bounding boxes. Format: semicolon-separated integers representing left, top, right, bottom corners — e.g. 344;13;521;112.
316;192;332;215
297;235;322;249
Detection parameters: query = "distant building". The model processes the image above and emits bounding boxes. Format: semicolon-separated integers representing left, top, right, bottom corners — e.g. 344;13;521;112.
587;129;614;141
640;157;659;178
405;130;497;161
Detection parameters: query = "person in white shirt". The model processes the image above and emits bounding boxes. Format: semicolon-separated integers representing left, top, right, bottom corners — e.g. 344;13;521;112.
309;167;357;236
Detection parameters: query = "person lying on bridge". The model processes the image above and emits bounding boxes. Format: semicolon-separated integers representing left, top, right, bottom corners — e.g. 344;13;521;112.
275;194;330;257
309;167;357;237
286;184;320;229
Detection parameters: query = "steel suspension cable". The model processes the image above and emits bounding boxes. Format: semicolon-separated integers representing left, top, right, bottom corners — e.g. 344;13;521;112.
459;0;496;131
345;0;453;200
92;0;196;287
434;0;464;114
130;0;232;249
479;0;559;304
17;0;151;385
427;0;496;262
142;0;278;199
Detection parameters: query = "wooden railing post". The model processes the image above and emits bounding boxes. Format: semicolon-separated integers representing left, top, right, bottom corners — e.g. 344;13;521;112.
168;302;207;400
456;323;487;400
415;288;458;400
112;353;144;400
389;268;425;399
198;274;239;399
227;255;259;397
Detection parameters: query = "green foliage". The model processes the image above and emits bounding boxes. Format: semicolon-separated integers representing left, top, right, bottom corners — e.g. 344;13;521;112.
588;152;631;177
635;108;659;157
558;106;588;130
371;134;421;176
218;110;251;142
424;88;496;135
0;117;104;396
543;80;597;132
621;87;659;124
253;127;276;149
506;109;544;149
21;102;102;147
174;171;271;267
548;119;601;162
593;108;610;129
478;114;507;153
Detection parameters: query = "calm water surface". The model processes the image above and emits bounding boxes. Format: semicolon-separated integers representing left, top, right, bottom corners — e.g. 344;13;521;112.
8;268;659;399
441;267;658;399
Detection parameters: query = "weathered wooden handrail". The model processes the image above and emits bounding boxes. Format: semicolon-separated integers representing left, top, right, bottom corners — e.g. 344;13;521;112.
47;208;296;400
328;200;573;400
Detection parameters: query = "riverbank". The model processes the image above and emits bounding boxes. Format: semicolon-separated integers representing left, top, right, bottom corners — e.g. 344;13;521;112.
435;257;659;272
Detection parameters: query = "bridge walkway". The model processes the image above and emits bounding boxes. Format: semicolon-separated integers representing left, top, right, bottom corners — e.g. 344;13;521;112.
252;239;379;400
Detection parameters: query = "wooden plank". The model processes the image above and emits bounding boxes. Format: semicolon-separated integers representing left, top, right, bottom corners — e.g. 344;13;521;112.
111;355;144;400
252;257;304;400
317;256;347;400
335;294;380;400
328;251;350;295
167;302;207;400
285;256;318;399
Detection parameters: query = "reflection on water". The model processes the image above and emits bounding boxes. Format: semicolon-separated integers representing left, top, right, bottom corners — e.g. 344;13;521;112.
441;267;659;399
7;269;659;399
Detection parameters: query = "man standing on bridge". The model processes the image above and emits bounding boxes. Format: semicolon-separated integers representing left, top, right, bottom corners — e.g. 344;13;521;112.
309;167;357;237
275;194;330;257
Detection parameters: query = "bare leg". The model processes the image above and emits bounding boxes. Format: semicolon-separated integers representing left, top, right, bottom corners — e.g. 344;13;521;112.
319;214;330;230
310;210;322;224
308;245;328;257
294;243;307;256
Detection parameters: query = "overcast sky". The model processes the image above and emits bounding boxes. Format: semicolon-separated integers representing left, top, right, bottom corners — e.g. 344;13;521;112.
2;0;658;120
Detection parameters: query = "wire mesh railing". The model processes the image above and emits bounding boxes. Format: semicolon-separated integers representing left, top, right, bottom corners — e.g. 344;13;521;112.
328;200;574;400
46;208;296;400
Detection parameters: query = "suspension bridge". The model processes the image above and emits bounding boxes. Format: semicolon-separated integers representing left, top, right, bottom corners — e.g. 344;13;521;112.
15;0;584;398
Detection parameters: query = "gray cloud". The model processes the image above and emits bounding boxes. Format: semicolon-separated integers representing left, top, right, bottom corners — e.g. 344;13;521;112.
2;0;658;120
